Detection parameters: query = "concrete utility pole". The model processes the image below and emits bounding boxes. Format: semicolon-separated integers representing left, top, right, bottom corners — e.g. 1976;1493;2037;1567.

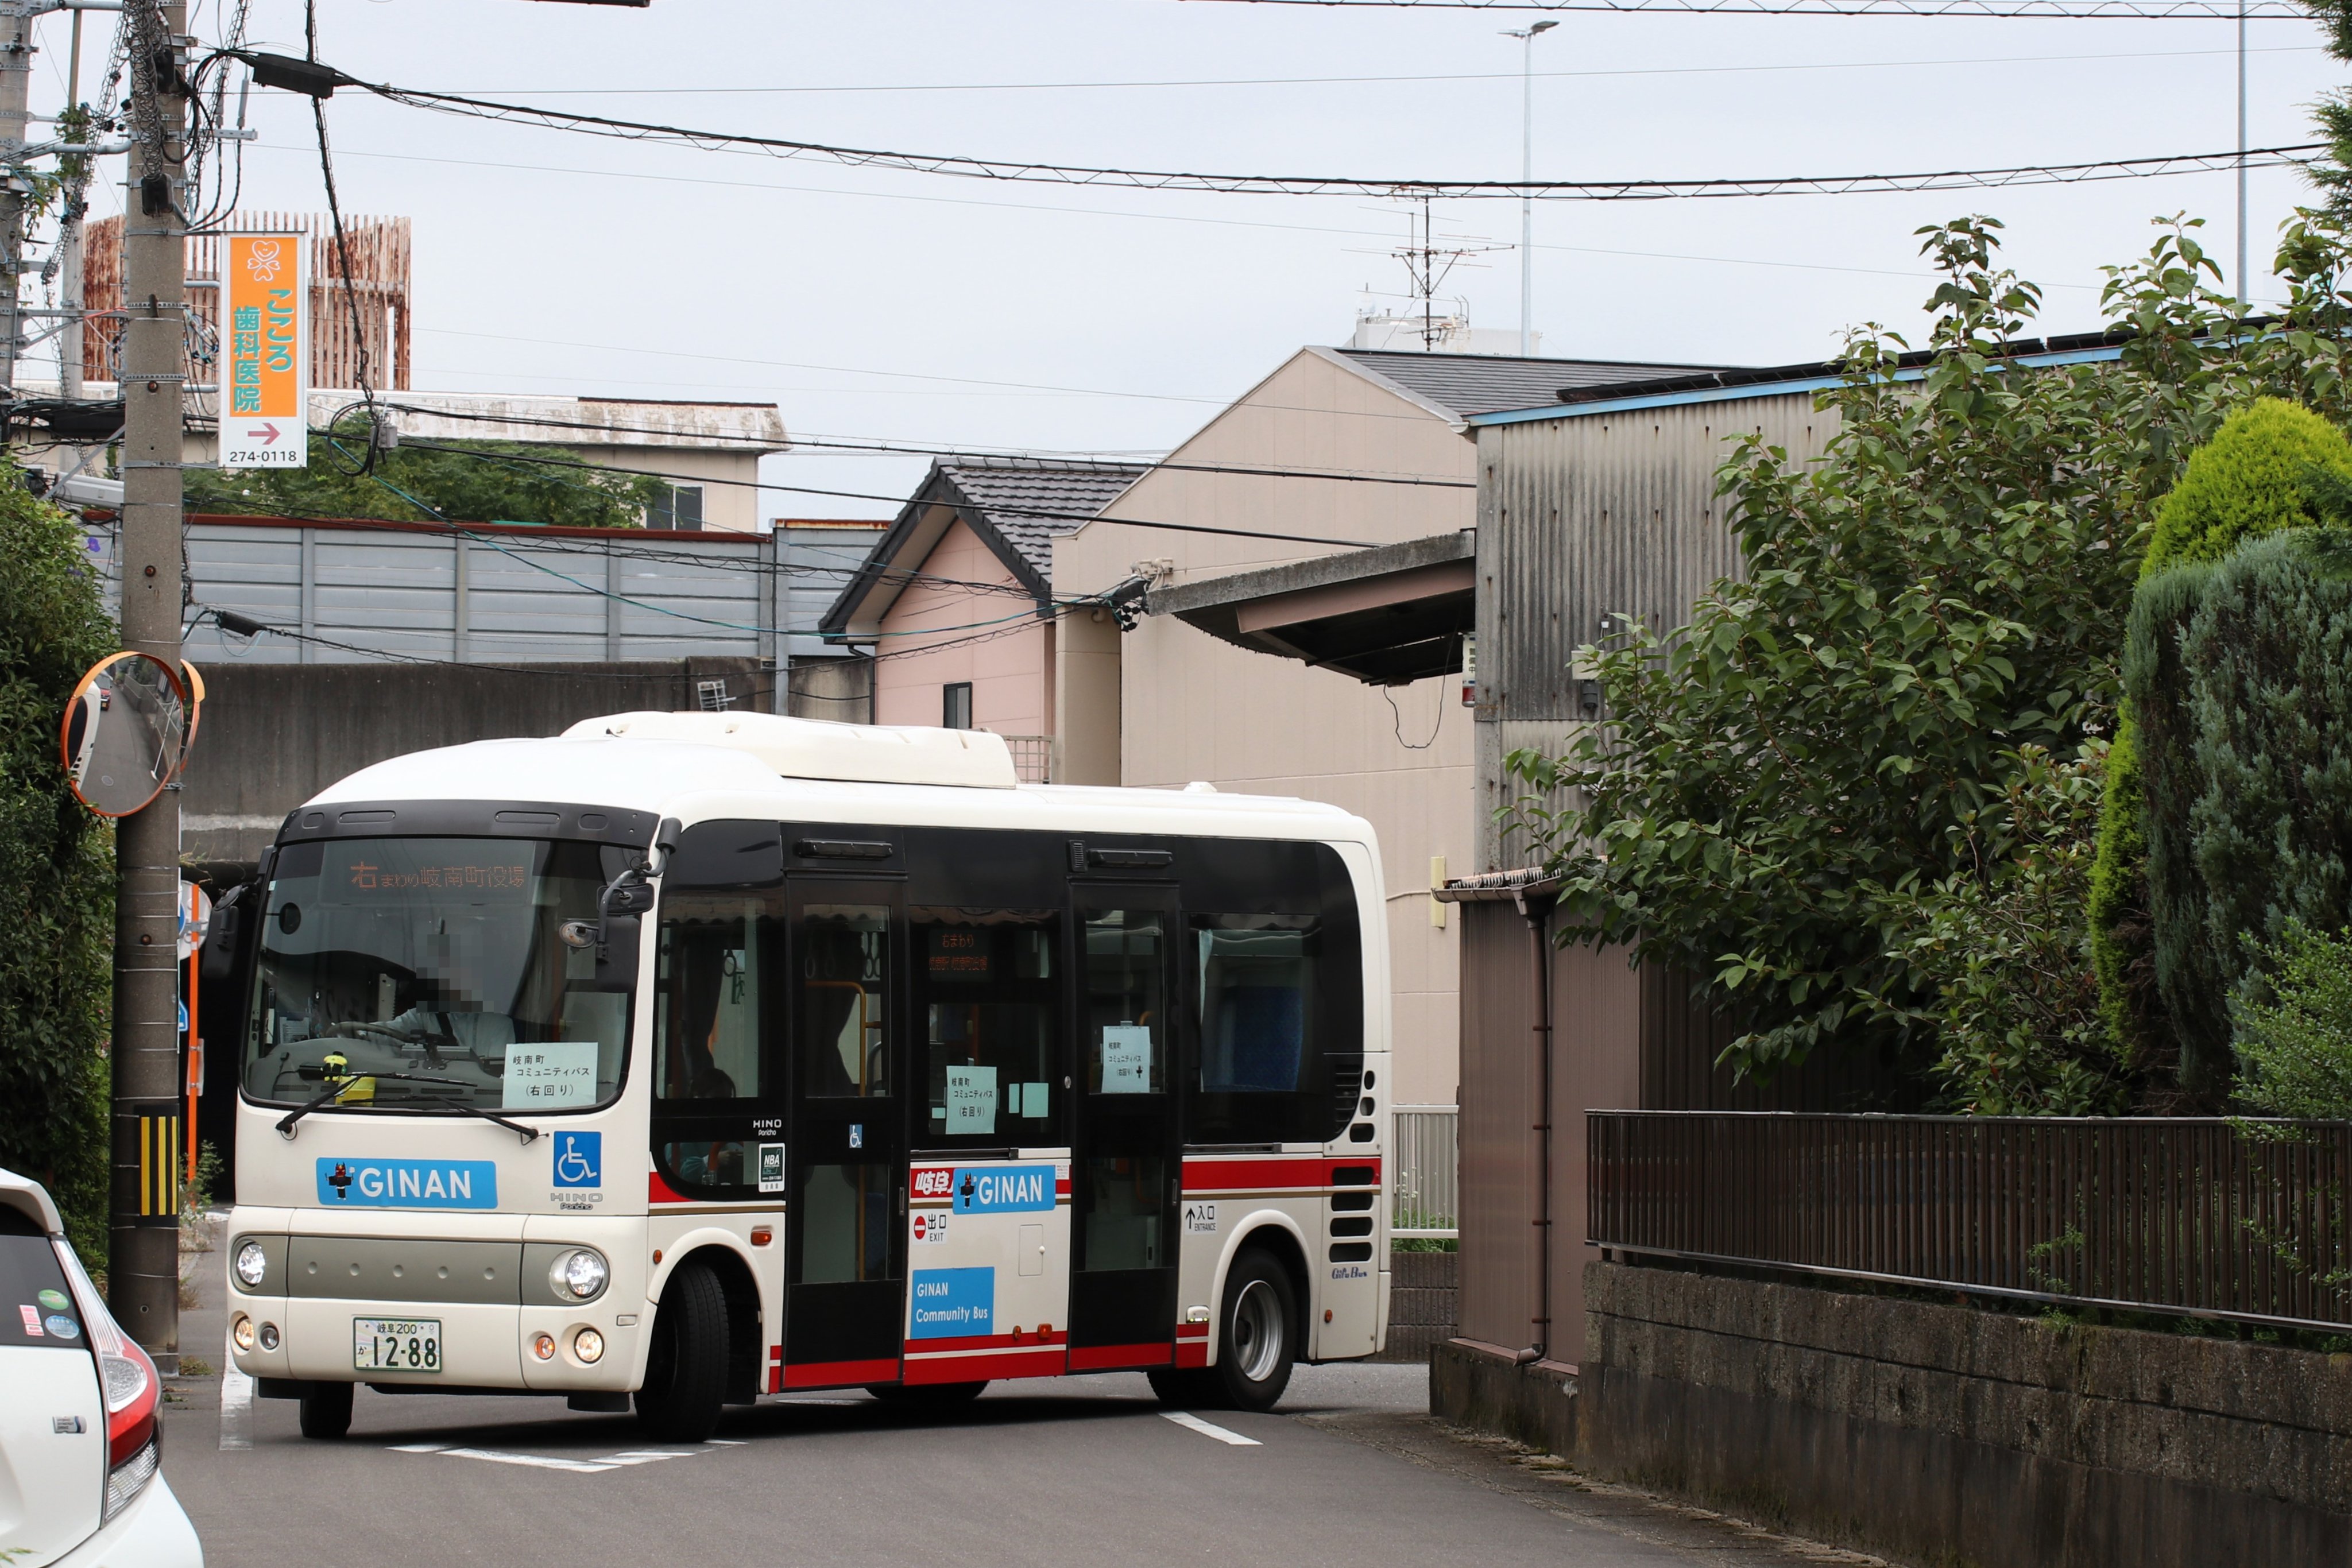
1507;20;1556;358
110;0;188;1367
0;0;38;393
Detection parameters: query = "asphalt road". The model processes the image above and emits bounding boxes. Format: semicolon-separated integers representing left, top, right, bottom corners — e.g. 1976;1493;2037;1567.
160;1245;1875;1568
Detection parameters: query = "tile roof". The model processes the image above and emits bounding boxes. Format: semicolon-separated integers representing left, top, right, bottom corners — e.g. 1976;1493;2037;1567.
1333;347;1734;419
934;458;1148;579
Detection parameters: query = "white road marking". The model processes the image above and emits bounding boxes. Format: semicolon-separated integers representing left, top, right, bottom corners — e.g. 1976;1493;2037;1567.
1159;1411;1261;1447
219;1330;253;1451
387;1440;730;1475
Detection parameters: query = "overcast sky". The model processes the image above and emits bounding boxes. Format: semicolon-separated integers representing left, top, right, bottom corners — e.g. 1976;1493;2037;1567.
28;0;2345;517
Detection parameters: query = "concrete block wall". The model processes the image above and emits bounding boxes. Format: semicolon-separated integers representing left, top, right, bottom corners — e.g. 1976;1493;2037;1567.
1379;1250;1458;1363
1436;1261;2352;1568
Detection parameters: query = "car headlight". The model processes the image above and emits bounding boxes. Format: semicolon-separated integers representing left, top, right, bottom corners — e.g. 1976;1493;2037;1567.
234;1240;268;1290
551;1249;608;1301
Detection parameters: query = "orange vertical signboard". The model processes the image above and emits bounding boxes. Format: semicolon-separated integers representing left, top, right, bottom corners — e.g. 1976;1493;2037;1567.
218;233;307;470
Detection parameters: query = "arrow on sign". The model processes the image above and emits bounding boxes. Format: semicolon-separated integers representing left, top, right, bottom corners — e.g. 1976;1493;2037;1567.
253;423;282;444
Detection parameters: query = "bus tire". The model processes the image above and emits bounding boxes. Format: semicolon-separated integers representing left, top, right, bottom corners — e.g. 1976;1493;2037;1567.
1205;1248;1296;1412
866;1380;988;1406
635;1260;728;1442
297;1380;354;1439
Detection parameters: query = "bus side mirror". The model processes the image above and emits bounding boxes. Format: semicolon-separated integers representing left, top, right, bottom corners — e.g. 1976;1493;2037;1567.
592;915;641;992
198;884;250;989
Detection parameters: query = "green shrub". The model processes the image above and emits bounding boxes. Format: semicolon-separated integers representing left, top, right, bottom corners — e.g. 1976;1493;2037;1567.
0;467;118;1268
2092;401;2352;1094
2233;920;2352;1120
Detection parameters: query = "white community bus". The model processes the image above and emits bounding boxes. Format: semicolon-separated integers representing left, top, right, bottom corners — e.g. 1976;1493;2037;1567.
219;711;1391;1440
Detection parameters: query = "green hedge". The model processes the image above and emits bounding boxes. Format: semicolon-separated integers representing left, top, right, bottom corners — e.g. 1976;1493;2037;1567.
0;472;118;1265
2091;400;2352;1091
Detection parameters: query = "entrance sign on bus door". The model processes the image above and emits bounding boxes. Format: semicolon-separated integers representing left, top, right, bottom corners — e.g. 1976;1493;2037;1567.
218;233;309;471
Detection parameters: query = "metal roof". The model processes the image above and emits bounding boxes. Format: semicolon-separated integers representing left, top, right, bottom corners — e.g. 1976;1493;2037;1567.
1333;348;1732;419
819;457;1148;637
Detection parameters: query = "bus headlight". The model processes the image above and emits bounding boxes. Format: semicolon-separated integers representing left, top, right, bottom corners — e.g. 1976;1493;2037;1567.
234;1241;268;1289
551;1249;608;1302
573;1328;605;1364
232;1315;256;1352
257;1322;280;1351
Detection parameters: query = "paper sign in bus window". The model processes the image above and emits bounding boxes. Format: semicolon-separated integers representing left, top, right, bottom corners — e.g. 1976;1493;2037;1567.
503;1040;598;1110
1020;1081;1049;1119
1100;1024;1151;1093
945;1064;997;1134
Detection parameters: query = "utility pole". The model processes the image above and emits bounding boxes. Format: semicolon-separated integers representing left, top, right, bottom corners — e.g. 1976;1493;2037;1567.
111;0;188;1368
2236;2;2249;312
59;3;82;397
1507;19;1556;358
0;0;38;393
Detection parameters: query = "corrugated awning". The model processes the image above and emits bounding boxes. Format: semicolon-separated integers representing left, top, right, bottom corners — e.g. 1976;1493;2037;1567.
1143;530;1475;686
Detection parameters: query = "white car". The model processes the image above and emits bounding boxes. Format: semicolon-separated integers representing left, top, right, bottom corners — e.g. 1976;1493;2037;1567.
0;1166;203;1566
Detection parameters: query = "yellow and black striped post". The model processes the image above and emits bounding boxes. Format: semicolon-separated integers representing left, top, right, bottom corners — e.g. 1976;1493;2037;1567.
112;1101;181;1225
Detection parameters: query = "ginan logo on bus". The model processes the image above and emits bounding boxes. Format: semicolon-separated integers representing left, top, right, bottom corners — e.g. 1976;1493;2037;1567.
951;1164;1055;1214
316;1157;498;1210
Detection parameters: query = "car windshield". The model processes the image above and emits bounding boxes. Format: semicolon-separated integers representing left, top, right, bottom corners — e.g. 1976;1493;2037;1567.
242;835;633;1113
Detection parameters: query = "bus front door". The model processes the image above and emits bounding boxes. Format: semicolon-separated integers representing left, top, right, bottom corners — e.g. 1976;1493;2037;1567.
1067;892;1181;1371
781;884;906;1389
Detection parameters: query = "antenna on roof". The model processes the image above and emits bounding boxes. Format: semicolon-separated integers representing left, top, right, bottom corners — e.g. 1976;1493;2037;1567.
1364;192;1505;353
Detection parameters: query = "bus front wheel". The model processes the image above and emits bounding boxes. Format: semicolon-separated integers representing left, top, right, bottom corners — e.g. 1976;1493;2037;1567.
636;1259;728;1442
297;1380;353;1439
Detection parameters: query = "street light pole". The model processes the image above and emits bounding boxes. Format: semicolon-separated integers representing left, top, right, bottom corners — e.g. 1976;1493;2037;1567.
2237;2;2249;312
1508;20;1556;358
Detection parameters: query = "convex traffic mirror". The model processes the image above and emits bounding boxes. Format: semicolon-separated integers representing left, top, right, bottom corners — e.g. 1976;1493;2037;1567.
59;651;194;817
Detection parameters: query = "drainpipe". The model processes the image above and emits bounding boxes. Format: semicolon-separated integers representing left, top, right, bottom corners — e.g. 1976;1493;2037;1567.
1513;883;1557;1365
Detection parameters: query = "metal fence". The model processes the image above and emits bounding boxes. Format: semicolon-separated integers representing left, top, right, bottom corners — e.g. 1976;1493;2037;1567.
1589;1112;2352;1334
994;734;1056;784
1394;1105;1459;1239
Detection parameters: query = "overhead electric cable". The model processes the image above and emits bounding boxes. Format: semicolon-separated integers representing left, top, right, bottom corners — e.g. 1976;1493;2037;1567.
1179;0;2307;18
343;75;2322;200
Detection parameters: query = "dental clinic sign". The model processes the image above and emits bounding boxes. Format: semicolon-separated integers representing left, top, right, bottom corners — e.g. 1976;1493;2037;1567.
218;233;308;470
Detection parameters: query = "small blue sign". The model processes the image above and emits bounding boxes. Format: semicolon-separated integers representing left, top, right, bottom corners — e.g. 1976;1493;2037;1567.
952;1164;1056;1215
44;1314;80;1340
908;1267;995;1340
554;1131;601;1189
316;1157;497;1210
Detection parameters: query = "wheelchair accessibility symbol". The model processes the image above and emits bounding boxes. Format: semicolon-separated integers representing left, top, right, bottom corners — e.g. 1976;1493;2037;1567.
554;1132;601;1190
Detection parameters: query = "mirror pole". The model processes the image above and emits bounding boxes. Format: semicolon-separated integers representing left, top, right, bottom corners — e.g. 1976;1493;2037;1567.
107;1;190;1370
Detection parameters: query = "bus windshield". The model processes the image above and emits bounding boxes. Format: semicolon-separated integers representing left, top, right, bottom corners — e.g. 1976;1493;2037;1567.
242;835;633;1114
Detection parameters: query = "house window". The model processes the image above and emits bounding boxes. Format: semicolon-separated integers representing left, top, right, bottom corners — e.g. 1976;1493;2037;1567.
942;683;972;730
649;483;705;532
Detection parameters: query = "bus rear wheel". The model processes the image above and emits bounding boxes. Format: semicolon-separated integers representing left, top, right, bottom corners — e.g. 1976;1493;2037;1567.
1204;1249;1296;1412
636;1259;728;1442
297;1380;353;1439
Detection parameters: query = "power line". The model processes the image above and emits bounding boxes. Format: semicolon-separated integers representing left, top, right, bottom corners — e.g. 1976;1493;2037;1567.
355;78;2325;201
1181;0;2308;17
431;42;2325;96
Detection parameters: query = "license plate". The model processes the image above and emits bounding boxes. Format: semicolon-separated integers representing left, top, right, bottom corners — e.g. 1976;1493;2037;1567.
353;1317;442;1373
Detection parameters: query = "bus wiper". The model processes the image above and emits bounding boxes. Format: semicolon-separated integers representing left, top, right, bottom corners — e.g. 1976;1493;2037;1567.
419;1096;541;1145
274;1071;473;1139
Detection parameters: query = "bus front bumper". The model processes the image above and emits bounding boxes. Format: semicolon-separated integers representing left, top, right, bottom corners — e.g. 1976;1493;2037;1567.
227;1295;647;1393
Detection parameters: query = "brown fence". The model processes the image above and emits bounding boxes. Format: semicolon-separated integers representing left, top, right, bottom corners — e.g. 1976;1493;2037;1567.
1588;1112;2352;1334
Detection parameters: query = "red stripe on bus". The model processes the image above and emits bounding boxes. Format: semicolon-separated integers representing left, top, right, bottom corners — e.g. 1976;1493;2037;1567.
1175;1341;1209;1369
903;1348;1067;1384
1179;1156;1380;1193
1067;1342;1173;1371
649;1170;691;1205
782;1358;900;1390
1175;1322;1208;1339
905;1328;1068;1353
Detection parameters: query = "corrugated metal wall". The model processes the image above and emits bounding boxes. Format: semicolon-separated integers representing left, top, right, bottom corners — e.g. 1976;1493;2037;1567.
1472;393;1835;869
86;517;876;668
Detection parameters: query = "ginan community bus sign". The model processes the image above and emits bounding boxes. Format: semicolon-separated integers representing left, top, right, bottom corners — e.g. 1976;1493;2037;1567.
218;232;308;470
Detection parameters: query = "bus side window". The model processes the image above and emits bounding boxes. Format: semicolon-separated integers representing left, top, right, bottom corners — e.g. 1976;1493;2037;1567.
912;908;1059;1143
799;904;891;1098
651;891;772;1194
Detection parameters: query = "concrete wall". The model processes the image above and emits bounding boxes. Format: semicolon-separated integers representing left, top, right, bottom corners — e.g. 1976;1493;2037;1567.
871;516;1053;737
1552;1262;2349;1568
1379;1250;1460;1365
1052;348;1479;1108
180;656;767;864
